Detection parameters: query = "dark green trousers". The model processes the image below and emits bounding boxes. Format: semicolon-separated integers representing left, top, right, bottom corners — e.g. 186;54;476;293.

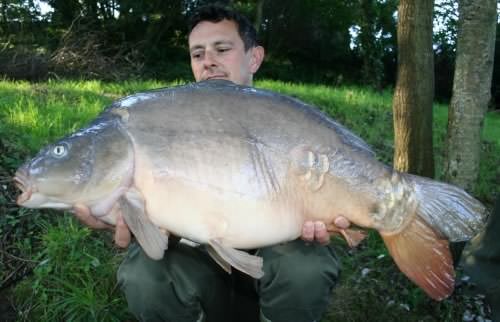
460;197;500;321
117;239;340;322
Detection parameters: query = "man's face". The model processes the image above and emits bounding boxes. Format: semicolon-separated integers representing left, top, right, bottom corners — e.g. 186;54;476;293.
188;19;264;86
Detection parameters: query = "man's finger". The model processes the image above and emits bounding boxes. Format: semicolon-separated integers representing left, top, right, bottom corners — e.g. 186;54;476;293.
301;221;315;242
314;221;330;245
114;214;131;248
73;204;112;230
334;216;350;229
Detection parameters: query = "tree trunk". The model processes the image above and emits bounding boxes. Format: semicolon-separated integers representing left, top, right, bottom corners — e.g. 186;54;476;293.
254;0;264;34
392;0;435;177
49;0;82;27
359;0;383;90
444;0;497;191
0;0;7;26
84;0;98;23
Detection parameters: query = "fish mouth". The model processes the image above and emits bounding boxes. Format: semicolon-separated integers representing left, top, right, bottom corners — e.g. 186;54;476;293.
13;170;34;205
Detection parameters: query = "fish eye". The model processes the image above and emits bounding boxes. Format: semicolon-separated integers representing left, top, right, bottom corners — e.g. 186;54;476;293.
51;144;68;158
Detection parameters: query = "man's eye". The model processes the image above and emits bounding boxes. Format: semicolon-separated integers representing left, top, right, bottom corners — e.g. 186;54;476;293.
217;47;230;53
191;52;203;59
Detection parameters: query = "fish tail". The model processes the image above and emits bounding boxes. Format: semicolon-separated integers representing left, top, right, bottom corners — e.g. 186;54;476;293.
379;173;488;300
380;215;454;300
406;173;488;242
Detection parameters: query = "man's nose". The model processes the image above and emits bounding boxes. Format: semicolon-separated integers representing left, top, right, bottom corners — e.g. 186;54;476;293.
202;51;218;68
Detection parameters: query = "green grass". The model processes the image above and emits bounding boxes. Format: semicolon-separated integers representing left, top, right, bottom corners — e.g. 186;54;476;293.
13;217;128;322
0;79;497;321
0;79;183;151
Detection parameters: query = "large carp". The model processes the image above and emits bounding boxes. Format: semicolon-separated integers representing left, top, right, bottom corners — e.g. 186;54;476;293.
14;80;487;300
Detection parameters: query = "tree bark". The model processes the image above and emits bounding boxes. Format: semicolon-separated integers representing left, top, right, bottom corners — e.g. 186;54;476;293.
0;0;7;26
359;0;384;90
444;0;497;191
392;0;435;177
254;0;264;34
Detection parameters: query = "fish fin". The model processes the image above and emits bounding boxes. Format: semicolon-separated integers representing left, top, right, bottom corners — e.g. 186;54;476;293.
208;239;264;279
340;229;367;248
119;188;168;260
380;215;455;301
327;223;367;248
329;119;376;157
206;245;232;274
405;173;488;241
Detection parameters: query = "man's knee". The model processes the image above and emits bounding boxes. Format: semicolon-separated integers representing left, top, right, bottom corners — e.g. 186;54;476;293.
117;243;232;322
259;240;340;281
117;243;204;321
285;256;338;293
257;240;340;322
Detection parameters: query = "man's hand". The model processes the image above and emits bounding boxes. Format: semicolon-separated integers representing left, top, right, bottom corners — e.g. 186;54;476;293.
301;216;351;245
73;204;132;248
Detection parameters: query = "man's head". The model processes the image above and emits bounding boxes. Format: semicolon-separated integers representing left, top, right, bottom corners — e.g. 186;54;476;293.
188;5;265;86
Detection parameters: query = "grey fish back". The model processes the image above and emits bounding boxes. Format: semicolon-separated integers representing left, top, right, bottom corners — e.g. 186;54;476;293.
106;80;376;158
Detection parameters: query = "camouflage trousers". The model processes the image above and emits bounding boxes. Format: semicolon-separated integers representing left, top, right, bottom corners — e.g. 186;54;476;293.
117;238;340;322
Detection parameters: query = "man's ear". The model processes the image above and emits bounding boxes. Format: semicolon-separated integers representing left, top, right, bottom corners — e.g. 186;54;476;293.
250;46;265;74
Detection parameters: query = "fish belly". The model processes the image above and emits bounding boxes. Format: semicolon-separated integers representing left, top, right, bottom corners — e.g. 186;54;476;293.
132;144;303;249
141;178;303;249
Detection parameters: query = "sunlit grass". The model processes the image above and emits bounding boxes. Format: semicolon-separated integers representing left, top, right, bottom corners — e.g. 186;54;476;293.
0;79;186;152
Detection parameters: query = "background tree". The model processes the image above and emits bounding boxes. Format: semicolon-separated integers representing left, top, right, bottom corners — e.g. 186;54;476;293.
392;0;435;177
356;0;397;90
253;0;264;34
433;0;458;101
446;0;498;311
0;0;497;109
444;0;497;191
46;0;81;27
260;0;357;81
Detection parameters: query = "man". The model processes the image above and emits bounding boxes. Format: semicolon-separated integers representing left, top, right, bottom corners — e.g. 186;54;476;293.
74;5;350;322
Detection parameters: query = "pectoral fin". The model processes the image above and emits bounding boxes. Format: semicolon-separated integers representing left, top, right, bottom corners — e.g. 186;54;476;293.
327;222;367;248
119;188;168;260
206;245;232;274
340;229;367;248
380;215;454;300
208;239;264;279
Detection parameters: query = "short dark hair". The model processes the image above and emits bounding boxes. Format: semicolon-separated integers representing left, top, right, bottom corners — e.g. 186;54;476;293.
188;4;258;51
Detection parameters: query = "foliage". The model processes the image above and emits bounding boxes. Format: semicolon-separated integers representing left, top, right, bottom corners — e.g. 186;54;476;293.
0;79;497;321
351;0;398;89
13;217;130;322
3;0;497;107
0;128;41;302
325;233;492;322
